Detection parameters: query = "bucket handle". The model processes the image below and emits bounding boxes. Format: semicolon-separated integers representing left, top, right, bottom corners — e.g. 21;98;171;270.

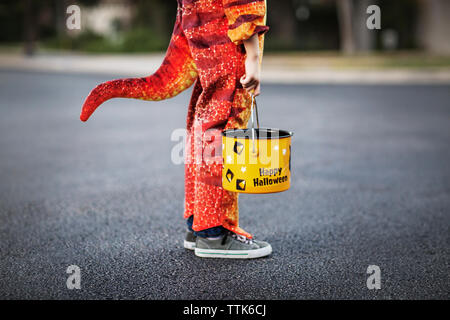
250;94;259;153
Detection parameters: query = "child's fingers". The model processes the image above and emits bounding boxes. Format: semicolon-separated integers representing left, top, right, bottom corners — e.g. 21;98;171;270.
241;77;258;88
254;83;261;96
247;83;259;96
244;80;257;89
244;83;258;94
240;74;253;84
244;81;255;89
240;75;253;87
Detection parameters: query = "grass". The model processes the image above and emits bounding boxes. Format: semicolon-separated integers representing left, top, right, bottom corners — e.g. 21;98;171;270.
263;51;450;70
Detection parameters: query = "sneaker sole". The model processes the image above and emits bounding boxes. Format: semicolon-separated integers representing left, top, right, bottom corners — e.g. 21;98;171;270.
183;240;196;250
194;245;272;259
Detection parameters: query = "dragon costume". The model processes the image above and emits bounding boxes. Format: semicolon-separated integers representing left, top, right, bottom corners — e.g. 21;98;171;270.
80;0;268;238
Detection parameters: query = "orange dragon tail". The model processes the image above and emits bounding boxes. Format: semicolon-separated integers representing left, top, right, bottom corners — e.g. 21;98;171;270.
80;22;197;122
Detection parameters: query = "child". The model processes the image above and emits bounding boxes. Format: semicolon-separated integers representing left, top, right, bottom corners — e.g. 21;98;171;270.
80;0;271;259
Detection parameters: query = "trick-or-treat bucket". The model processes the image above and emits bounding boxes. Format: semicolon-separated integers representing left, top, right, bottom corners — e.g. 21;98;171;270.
222;96;293;194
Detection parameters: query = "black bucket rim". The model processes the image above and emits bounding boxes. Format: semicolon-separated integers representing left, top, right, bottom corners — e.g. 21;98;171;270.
222;128;293;139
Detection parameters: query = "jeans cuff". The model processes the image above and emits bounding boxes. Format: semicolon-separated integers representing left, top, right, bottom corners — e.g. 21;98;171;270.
186;216;226;238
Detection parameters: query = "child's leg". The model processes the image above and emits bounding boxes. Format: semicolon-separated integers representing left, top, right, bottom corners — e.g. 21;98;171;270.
180;4;253;238
184;117;242;235
183;86;253;239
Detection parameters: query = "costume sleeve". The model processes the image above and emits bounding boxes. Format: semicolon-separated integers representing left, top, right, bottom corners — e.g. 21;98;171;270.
223;0;269;44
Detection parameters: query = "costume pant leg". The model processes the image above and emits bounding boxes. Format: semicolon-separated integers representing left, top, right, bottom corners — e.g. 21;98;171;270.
182;44;253;238
181;1;256;238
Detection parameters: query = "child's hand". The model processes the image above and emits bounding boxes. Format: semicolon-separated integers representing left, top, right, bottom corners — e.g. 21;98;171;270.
241;34;261;96
241;55;261;96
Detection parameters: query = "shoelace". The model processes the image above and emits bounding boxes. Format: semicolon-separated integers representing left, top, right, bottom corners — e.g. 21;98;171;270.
222;232;253;245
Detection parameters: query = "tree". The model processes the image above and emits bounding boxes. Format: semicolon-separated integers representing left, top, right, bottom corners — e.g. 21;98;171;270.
416;0;450;54
336;0;354;54
23;0;36;56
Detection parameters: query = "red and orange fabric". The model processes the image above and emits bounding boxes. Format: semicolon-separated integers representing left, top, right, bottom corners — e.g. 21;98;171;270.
80;0;268;239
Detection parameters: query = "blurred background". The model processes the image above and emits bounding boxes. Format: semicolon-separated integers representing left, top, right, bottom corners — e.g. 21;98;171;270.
1;0;450;72
1;0;449;53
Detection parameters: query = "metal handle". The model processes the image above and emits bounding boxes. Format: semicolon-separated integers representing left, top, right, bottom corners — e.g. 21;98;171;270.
250;94;259;153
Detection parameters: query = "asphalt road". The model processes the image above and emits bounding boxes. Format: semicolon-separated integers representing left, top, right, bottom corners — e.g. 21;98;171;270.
0;70;449;299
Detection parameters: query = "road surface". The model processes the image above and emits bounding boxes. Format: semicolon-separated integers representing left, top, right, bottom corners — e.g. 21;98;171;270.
0;70;449;299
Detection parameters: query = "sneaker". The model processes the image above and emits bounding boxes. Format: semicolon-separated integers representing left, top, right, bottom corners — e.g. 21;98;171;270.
183;230;197;250
194;232;272;259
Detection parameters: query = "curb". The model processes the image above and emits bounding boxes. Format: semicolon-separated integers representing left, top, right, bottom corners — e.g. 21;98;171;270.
1;53;450;85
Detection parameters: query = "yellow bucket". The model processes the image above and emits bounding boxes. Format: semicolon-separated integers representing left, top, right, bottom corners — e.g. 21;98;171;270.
222;96;293;194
